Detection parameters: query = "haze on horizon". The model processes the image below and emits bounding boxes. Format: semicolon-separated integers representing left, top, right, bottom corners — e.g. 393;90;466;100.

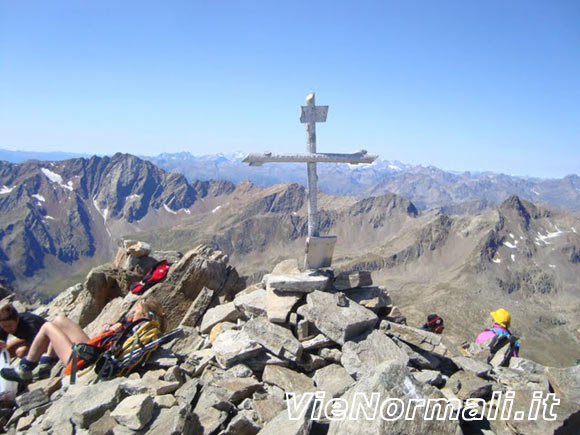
1;0;579;178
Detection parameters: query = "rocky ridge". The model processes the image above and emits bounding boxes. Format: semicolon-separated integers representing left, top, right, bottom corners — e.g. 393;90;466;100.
0;244;578;434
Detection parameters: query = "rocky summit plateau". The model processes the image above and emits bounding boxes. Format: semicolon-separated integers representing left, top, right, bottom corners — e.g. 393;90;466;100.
1;243;578;434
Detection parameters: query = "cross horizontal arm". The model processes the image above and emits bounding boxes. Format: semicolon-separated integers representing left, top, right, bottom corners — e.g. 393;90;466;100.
242;150;378;166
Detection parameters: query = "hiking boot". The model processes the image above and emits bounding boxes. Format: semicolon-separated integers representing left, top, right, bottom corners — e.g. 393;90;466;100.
32;362;52;380
0;366;33;384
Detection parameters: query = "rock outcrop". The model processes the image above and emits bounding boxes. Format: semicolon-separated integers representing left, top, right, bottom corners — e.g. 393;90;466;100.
2;252;579;435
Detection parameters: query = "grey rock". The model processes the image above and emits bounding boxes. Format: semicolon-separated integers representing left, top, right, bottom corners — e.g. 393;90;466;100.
301;290;378;345
266;287;303;324
148;405;195;435
318;348;342;363
508;357;545;375
200;301;243;333
341;330;409;380
253;396;287;425
15;389;49;413
170;326;204;357
452;356;492;377
154;394;177;409
243;317;303;362
257;394;314;435
343;286;391;312
195;406;228;435
328;362;460;435
449;371;493;400
301;334;334;351
213;329;263;369
110;394;155;431
413;370;444;387
333;271;373;291
383;321;461;357
175;379;200;406
545;365;580;404
313;364;354;398
266;273;330;294
88;410;117;435
223;413;260;435
262;365;314;394
234;289;268;318
180;286;214;327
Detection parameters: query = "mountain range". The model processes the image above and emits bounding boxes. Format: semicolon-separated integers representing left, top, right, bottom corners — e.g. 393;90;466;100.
145;152;580;212
0;152;578;365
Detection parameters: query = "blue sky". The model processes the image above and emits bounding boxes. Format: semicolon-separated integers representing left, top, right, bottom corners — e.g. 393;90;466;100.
0;0;578;178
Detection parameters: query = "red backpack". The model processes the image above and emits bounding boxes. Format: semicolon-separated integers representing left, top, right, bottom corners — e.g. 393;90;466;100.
130;260;171;295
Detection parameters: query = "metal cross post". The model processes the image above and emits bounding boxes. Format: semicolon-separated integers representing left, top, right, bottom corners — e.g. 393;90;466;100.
243;92;378;269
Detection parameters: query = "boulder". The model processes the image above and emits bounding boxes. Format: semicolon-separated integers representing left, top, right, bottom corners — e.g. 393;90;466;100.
383;321;461;357
195;406;228;434
110;394;154;431
148;245;245;330
343;286;391;312
75;264;141;327
413;370;444;387
545;365;580;404
266;273;330;294
327;362;460;435
234;288;267;318
180;286;214;328
313;364;354;399
200;301;243;333
508;357;545;375
262;365;315;394
266;287;303;324
333;271;373;291
148;405;196;435
258;394;314;435
451;356;492;378
243;317;303;362
124;240;152;257
223;413;260;435
299;290;377;345
449;371;493;400
341;330;409;380
213;329;263;369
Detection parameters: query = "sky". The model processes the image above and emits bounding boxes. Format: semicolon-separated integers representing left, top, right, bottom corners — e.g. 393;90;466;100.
0;0;579;178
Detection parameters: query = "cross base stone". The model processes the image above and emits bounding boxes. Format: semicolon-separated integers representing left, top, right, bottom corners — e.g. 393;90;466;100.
304;236;337;270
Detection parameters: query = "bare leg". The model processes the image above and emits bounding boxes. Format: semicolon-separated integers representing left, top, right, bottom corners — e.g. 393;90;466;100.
52;316;90;345
27;317;89;364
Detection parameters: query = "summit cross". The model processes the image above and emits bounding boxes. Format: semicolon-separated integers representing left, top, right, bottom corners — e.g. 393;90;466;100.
243;92;378;269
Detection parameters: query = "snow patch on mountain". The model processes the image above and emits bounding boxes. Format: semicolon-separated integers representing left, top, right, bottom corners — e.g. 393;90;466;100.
41;168;74;191
504;241;517;249
0;185;15;195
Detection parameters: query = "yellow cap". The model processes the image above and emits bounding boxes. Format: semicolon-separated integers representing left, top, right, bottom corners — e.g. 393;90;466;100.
490;308;511;328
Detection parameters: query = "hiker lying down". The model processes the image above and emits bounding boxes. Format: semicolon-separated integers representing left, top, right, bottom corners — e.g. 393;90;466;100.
0;296;166;383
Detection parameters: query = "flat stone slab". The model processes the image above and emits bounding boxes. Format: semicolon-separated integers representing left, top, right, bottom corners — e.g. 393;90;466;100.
266;273;330;293
262;365;315;394
266;287;303;324
212;329;263;369
243;317;303;362
200;302;243;333
449;371;493;400
334;271;373;291
383;320;461;357
313;364;354;398
300;290;378;345
344;286;391;312
341;330;410;380
452;356;492;378
234;288;267;317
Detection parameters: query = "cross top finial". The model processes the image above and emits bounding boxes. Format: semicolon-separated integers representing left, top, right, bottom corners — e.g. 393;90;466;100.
306;92;315;104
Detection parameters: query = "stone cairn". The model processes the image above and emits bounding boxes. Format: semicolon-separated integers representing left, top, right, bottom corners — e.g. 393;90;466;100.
0;244;578;434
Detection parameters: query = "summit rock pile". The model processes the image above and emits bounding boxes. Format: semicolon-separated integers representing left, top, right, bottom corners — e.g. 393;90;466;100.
0;245;578;434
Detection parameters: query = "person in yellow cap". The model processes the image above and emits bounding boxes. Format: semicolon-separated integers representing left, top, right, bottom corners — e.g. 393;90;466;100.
476;308;519;357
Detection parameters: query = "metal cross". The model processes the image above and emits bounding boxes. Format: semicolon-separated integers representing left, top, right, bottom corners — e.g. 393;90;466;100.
243;92;378;268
